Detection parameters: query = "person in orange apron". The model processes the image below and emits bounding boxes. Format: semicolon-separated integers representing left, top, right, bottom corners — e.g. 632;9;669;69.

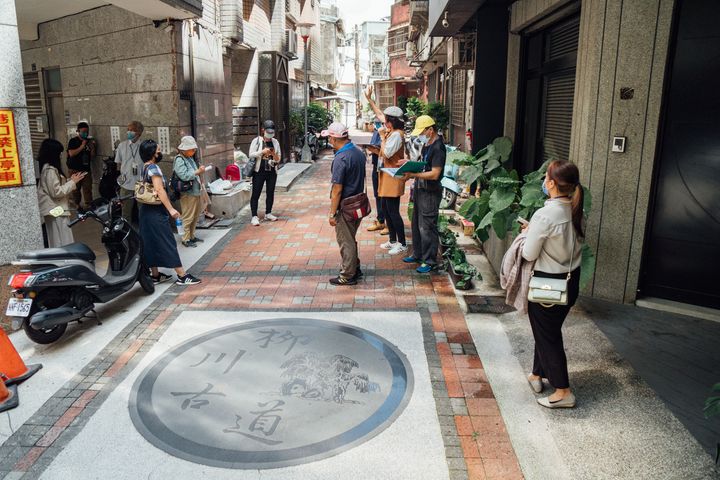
377;106;408;256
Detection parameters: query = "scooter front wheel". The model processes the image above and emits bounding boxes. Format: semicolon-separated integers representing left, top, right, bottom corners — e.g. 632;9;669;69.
23;291;69;344
440;187;458;210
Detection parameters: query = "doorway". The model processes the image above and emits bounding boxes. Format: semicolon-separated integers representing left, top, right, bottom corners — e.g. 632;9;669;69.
640;0;720;309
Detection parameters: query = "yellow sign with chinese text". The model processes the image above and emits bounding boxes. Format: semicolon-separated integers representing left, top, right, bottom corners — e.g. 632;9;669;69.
0;109;22;188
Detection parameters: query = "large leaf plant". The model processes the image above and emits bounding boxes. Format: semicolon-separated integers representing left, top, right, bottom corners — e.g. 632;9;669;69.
454;136;596;289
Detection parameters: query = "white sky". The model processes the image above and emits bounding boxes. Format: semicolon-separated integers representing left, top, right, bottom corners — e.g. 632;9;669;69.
325;0;393;30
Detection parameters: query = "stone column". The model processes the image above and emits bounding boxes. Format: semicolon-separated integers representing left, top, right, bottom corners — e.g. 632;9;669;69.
0;1;43;266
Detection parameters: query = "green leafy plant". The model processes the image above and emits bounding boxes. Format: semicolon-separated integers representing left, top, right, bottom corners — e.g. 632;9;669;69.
405;97;426;130
705;383;720;464
306;102;333;131
452;262;478;289
457;136;597;289
426;101;449;132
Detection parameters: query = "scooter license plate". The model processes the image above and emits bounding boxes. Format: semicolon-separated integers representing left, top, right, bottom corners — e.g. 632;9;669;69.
6;298;32;317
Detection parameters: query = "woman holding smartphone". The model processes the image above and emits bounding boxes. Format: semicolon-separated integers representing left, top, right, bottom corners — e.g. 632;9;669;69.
521;160;584;408
248;120;281;226
173;136;207;248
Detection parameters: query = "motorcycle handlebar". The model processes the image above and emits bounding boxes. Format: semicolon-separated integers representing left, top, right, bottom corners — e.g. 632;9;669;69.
67;216;83;227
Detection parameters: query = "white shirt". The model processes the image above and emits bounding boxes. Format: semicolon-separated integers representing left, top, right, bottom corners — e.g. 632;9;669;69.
522;198;583;273
114;138;143;190
382;131;403;159
248;136;282;172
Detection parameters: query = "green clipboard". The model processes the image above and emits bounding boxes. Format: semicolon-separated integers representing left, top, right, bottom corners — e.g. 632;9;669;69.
380;161;426;178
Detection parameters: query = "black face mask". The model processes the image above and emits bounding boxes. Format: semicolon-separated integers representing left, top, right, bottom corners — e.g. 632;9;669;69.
155;153;163;162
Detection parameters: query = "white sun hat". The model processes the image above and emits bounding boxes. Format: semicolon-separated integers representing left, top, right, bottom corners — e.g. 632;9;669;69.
178;136;198;151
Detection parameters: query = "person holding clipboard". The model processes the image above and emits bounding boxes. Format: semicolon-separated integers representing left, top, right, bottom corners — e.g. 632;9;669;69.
402;115;446;273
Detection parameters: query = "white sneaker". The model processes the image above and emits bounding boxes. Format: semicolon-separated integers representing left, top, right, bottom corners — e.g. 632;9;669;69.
380;241;397;250
251;216;260;226
388;244;408;256
265;213;278;222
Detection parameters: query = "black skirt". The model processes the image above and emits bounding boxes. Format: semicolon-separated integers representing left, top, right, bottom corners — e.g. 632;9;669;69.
138;203;182;269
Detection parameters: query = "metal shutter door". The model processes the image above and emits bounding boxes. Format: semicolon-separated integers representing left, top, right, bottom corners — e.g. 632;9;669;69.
23;72;48;159
542;72;576;162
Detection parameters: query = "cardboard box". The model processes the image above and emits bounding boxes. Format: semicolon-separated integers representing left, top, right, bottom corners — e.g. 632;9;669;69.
461;218;475;236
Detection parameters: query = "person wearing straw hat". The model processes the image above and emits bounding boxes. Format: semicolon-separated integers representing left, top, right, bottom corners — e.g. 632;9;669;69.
402;115;446;273
173;135;207;248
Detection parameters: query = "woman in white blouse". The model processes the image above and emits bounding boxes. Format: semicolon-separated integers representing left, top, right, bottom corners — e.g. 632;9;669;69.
521;160;584;409
36;139;86;247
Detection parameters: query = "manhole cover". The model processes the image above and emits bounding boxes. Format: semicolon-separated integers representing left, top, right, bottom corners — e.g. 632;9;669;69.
464;295;516;314
129;318;414;469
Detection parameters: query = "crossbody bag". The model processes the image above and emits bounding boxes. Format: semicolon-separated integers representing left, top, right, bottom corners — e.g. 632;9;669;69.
527;230;576;307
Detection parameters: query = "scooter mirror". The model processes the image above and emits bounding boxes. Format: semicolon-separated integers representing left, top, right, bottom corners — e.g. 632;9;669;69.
49;206;65;217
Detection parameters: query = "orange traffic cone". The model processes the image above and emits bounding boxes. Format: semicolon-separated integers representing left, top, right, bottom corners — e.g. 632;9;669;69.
0;329;42;385
0;374;19;413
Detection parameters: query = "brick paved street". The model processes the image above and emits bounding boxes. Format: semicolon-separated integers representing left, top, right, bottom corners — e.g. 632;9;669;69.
0;156;522;479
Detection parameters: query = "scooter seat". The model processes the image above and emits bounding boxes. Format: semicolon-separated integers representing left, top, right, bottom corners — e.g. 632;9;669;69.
19;242;96;262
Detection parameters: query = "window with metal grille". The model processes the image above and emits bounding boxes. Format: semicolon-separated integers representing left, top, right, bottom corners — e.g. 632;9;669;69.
387;27;408;55
376;83;395;110
371;62;384;76
451;69;466;127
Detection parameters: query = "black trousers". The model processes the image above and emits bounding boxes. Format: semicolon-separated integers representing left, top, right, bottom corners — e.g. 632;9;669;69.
250;170;277;217
381;196;405;245
411;188;441;265
371;166;385;223
528;267;581;389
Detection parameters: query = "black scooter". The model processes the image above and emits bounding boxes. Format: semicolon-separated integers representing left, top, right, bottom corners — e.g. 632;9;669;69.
6;196;154;344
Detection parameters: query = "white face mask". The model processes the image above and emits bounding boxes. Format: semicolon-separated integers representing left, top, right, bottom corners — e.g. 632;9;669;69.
418;134;429;145
264;132;275;139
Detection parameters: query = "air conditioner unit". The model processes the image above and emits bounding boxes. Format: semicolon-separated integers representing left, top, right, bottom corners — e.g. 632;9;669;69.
406;41;417;61
450;34;475;70
285;29;298;60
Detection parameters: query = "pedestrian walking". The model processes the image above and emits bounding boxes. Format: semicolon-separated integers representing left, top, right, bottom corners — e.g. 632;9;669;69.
402;115;446;273
522;160;584;408
114;121;144;224
365;118;388;234
173;136;206;248
137;139;201;286
36;139;86;248
66;121;95;210
248;120;281;226
324;122;366;286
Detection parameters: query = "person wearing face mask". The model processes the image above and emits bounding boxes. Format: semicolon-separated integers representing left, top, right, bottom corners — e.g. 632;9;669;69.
173;136;206;248
115;120;145;224
377;106;408;256
402;115;446;273
365;117;388;235
137;139;201;286
520;160;584;409
66;121;95;211
248;120;282;226
323;122;366;286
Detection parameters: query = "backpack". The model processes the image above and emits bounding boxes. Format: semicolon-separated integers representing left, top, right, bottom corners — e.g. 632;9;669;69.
225;163;241;181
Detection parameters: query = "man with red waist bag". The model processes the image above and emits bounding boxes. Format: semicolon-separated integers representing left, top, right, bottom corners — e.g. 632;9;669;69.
323;122;367;286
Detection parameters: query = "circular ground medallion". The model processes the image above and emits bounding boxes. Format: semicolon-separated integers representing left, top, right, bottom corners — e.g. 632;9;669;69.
129;318;414;469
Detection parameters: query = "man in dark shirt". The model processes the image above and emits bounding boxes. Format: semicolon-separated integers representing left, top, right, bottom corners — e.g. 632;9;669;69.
324;122;367;286
67;121;95;210
403;115;446;273
365;118;387;233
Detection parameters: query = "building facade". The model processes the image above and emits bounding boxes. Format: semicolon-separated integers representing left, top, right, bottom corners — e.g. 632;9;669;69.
421;0;719;310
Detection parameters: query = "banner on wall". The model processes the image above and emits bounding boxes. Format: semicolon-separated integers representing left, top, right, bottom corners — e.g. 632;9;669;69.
0;110;22;188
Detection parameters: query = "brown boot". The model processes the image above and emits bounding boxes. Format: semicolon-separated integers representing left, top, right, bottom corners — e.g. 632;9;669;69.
367;220;385;232
379;226;390;235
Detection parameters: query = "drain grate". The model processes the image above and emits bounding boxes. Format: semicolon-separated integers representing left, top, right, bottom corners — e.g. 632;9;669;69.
464;295;515;314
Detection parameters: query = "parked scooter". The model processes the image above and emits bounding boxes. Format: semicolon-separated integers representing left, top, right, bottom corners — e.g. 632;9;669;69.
405;135;462;209
6;196;154;344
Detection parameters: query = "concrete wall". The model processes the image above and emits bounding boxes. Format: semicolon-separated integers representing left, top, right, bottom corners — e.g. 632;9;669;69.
571;0;674;303
20;6;178;161
486;0;675;304
0;0;43;267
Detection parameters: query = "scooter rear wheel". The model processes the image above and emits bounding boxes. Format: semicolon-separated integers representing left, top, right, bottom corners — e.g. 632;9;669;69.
23;291;68;344
440;187;458;210
138;266;155;294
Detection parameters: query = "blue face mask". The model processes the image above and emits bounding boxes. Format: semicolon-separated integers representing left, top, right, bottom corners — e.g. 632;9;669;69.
542;178;549;196
374;122;382;130
127;131;136;141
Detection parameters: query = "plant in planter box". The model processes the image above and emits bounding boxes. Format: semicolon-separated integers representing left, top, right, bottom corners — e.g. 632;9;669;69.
457;136;597;289
452;262;478;290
